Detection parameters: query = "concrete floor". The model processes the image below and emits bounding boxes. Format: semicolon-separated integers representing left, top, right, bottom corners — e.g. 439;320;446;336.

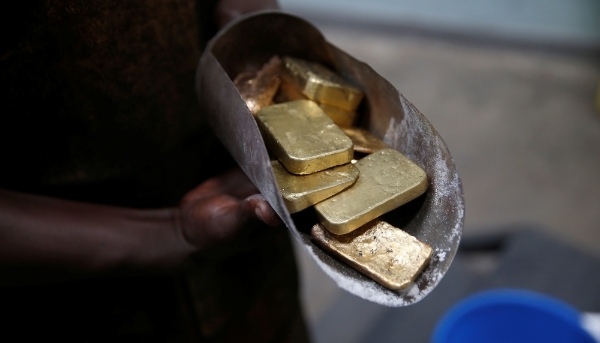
290;21;600;343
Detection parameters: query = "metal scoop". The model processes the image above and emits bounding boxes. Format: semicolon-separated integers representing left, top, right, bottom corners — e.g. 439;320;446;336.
195;11;464;306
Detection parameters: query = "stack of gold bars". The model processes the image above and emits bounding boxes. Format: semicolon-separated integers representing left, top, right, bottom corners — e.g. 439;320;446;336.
234;56;433;290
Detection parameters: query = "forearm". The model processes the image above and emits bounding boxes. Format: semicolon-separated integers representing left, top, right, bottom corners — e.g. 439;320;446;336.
0;189;192;283
0;168;280;286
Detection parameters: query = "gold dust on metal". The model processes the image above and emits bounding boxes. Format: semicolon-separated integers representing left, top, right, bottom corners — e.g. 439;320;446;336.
311;220;433;290
271;160;359;213
256;100;354;175
314;148;428;234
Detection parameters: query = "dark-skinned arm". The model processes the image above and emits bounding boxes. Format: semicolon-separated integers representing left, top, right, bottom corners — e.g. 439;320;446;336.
0;0;282;286
0;169;280;286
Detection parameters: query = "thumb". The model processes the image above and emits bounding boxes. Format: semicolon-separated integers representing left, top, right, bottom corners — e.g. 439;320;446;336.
180;194;281;250
243;194;281;227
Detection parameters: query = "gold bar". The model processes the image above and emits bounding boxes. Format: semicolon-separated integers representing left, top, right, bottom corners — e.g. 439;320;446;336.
274;80;357;127
281;56;364;112
319;103;357;128
273;78;307;103
233;56;281;115
314;148;428;234
271;160;359;213
342;127;390;154
311;220;433;290
256;100;354;175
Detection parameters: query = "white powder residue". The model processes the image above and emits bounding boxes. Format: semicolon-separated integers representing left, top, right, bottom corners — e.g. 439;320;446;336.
406;283;420;297
437;251;447;262
384;117;399;145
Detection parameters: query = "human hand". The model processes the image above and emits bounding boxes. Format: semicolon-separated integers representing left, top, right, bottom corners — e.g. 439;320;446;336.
214;0;279;29
177;168;281;252
0;171;279;283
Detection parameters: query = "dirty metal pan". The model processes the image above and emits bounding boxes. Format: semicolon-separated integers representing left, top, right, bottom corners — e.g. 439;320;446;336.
195;11;464;306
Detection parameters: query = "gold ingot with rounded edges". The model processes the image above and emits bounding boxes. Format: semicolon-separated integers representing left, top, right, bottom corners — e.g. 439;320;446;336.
314;148;428;234
319;103;357;128
281;56;364;112
274;80;357;128
256;100;354;175
271;160;359;213
311;220;433;290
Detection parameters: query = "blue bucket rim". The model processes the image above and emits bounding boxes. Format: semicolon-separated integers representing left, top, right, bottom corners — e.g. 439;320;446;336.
432;289;596;343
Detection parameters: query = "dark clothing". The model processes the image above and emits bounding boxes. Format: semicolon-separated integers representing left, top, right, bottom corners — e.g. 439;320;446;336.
0;0;218;199
0;1;307;341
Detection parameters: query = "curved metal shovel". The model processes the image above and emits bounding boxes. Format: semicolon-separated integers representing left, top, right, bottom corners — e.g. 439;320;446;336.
195;11;464;306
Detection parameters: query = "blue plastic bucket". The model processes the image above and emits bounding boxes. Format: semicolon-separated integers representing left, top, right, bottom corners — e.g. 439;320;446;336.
432;289;597;343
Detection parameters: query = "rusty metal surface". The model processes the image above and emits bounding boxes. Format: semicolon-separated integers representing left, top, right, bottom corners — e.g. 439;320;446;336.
195;11;464;306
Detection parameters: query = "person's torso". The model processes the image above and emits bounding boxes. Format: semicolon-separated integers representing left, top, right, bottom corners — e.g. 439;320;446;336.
0;0;228;207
